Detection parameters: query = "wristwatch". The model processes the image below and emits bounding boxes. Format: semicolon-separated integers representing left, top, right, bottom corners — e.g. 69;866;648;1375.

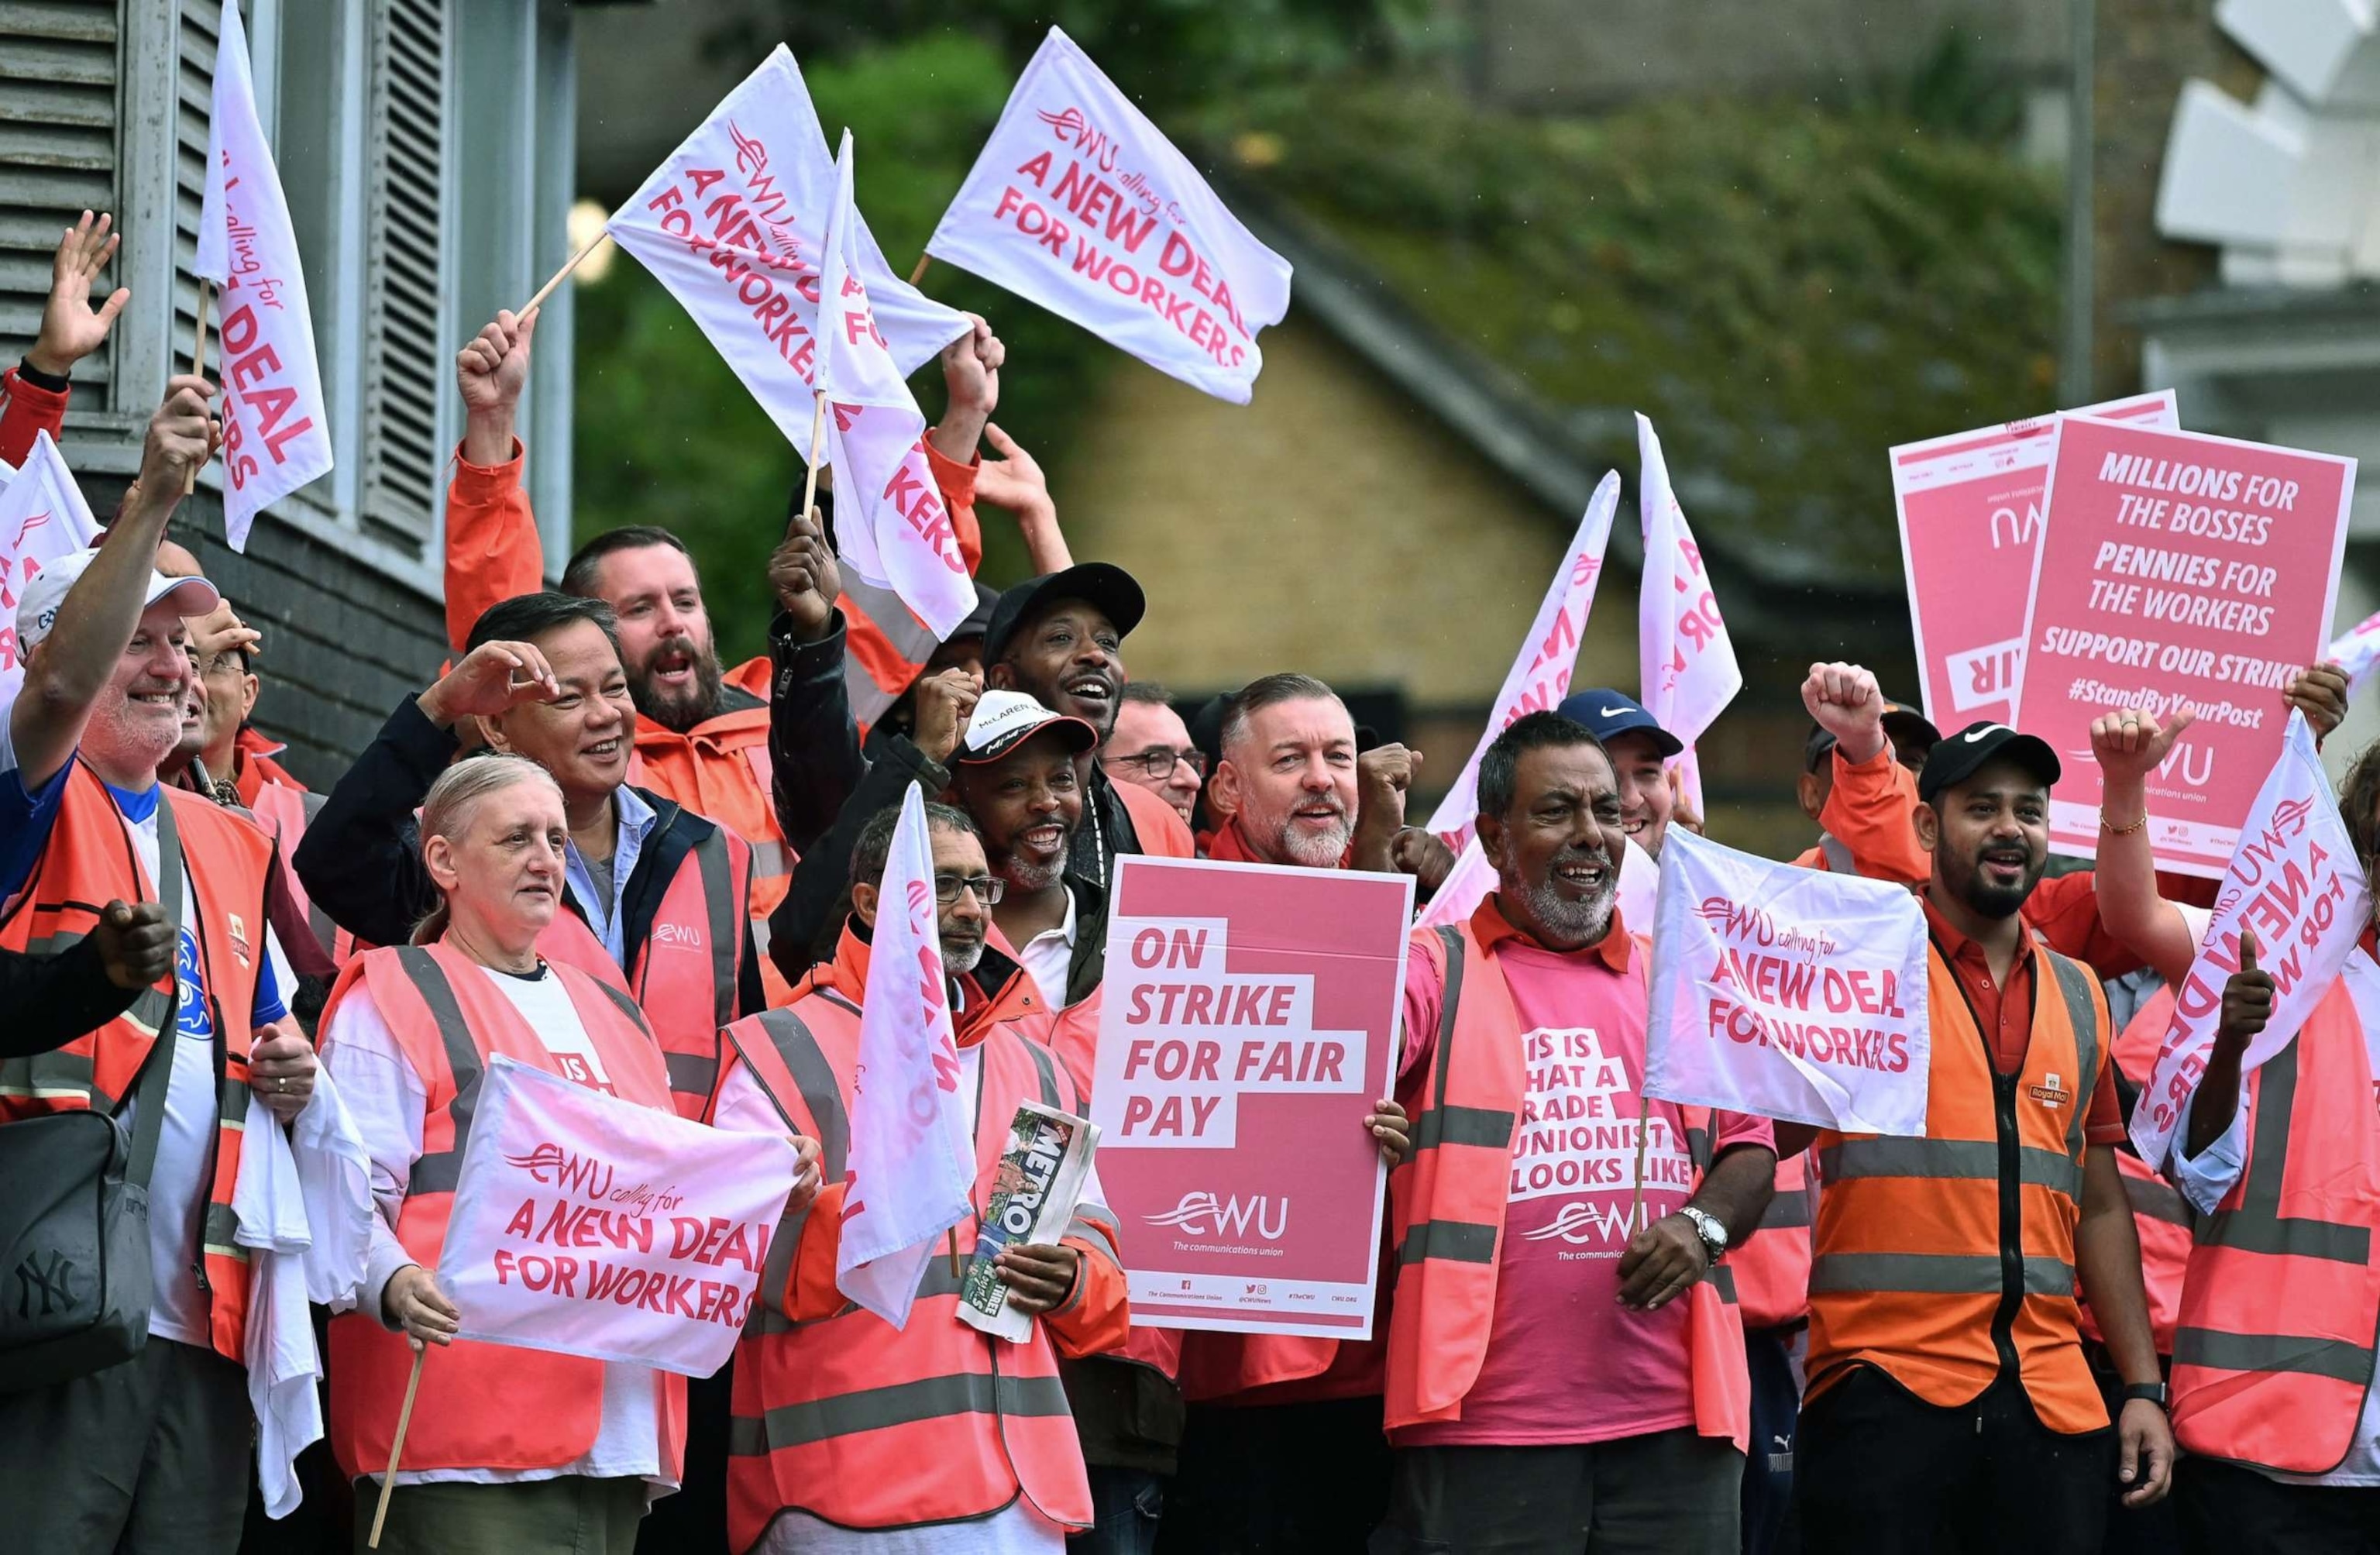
1678;1206;1729;1263
2122;1381;2169;1409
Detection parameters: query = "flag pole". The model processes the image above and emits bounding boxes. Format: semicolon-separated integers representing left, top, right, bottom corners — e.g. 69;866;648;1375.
1627;1109;1653;1236
798;391;828;520
521;229;610;316
367;1346;428;1550
184;280;213;496
909;253;931;287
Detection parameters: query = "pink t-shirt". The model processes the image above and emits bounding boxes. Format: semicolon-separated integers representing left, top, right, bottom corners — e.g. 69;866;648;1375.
1394;903;1774;1447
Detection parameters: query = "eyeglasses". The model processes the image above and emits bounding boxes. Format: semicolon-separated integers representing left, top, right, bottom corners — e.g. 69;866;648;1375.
1105;746;1207;781
932;873;1006;905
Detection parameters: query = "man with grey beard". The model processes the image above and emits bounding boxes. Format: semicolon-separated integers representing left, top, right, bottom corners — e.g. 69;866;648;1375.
1378;710;1776;1555
1204;672;1423;872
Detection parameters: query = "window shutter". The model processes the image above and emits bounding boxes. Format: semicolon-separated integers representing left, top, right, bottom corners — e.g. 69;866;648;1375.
174;1;222;390
359;0;450;557
0;2;122;410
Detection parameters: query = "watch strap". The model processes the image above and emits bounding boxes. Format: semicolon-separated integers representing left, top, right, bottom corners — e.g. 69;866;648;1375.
2121;1381;2169;1409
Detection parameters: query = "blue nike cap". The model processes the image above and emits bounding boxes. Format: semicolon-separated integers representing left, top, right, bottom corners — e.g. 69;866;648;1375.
1556;689;1684;758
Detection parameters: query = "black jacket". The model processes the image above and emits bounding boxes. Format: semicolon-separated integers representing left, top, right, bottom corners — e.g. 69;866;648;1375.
291;697;764;1019
770;720;953;988
0;939;150;1059
764;607;866;861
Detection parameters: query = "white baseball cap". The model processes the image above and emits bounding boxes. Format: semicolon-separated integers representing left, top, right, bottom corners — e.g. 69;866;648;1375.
15;547;221;652
956;688;1100;765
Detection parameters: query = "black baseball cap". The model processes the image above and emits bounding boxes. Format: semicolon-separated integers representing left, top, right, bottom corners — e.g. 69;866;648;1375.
1556;689;1684;758
983;563;1147;667
1917;721;2062;805
947;582;999;645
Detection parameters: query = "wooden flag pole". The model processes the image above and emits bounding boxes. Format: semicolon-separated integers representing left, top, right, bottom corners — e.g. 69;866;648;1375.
909;253;931;287
184;280;213;496
367;1346;428;1550
1626;1110;1653;1236
948;1226;963;1281
797;391;829;521
520;229;610;316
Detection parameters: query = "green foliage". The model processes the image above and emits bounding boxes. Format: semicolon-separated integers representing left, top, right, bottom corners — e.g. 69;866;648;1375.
1214;76;2065;584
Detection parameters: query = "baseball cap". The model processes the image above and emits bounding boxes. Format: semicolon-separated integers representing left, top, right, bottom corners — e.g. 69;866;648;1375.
983;563;1146;667
1917;721;2062;805
945;582;999;646
1804;697;1943;771
16;547;220;652
956;689;1100;765
1556;689;1684;758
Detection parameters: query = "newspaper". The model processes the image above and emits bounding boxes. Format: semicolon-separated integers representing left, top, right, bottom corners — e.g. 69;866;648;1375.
956;1102;1099;1342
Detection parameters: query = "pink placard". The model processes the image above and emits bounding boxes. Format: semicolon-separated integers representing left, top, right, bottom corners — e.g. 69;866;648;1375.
1893;393;2177;729
2014;415;2355;876
1088;856;1414;1338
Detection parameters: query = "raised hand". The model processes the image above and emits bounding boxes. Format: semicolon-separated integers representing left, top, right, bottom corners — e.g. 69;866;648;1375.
129;375;221;515
1801;661;1885;765
911;668;983;766
418;638;561;727
2286;662;2350;742
457;308;538;464
2089;707;2196;789
93;900;174;992
2214;929;2274;1063
770;506;842;644
29;212;130;377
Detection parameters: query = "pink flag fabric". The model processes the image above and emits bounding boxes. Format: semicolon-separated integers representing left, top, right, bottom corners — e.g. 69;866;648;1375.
2328;607;2380;693
194;0;332;551
2132;712;2374;1165
923;27;1291;404
0;432;99;704
435;1055;797;1379
837;783;977;1329
816;134;976;642
1636;415;1741;818
604;46;971;452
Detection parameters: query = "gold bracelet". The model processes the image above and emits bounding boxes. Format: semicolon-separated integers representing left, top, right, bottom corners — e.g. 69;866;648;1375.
2102;812;2148;837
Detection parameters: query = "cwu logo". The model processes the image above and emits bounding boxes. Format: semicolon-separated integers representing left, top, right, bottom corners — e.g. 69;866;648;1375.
174;927;212;1041
1145;1191;1288;1241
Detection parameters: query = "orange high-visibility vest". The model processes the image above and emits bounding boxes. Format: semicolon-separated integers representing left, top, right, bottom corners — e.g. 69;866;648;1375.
0;764;274;1365
2079;985;2189;1357
246;779;358;968
2169;974;2380;1474
323;943;686;1480
1734;1150;1815;1331
627;655;792;1003
710;980;1123;1546
1383;920;1750;1443
536;812;749;1120
1807;937;2110;1435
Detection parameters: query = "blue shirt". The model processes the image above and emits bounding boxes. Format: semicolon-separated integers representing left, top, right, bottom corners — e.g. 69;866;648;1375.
563;783;656;969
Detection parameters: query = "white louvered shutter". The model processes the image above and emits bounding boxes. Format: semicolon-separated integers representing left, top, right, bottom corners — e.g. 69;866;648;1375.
0;2;122;411
359;0;449;556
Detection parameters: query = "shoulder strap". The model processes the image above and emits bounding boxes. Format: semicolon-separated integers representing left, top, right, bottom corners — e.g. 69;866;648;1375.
2040;948;2103;1161
121;793;189;1189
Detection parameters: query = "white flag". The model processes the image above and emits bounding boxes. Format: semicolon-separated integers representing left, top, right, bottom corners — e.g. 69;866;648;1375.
816;135;975;640
606;46;971;452
194;0;331;552
2132;712;2373;1165
0;432;100;703
838;783;976;1329
1646;828;1932;1134
1413;473;1620;931
2327;607;2380;694
1636;415;1741;818
924;27;1291;404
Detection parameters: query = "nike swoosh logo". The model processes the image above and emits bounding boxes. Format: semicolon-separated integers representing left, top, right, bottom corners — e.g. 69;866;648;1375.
1598;705;1631;717
1964;724;2011;743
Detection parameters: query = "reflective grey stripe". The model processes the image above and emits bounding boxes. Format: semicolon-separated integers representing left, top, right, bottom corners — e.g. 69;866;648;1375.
750;913;773;958
837;576;941;727
201;1199;249;1262
217;1072;252;1124
1818;834;1855;873
1759;1188;1812;1231
2122;1171;2194;1229
2041;949;2100;1163
689;827;741;1033
2200;1038;2374;1264
728;1370;1072;1457
1708;1262;1739;1303
734;1007;850;1336
1820;1138;2082;1199
1810;1251;2075;1298
1021;1039;1061;1110
749;841;789;879
1398;1219;1498;1266
666;1050;720;1100
1412;1103;1515;1151
0;1046;97;1102
1685;1124;1714;1173
397;948;486;1196
2174;1326;2378;1385
1065;1212;1120;1262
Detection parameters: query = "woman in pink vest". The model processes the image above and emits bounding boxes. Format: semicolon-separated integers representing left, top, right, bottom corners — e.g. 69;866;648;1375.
321;755;745;1553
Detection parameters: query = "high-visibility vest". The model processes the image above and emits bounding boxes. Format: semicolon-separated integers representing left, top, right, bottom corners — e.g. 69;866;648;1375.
2169;973;2380;1475
1807;937;2109;1435
2078;985;2189;1357
0;763;276;1366
628;656;792;1003
1383;920;1751;1443
246;779;359;968
323;942;685;1480
710;986;1120;1545
1734;1150;1815;1331
536;809;750;1121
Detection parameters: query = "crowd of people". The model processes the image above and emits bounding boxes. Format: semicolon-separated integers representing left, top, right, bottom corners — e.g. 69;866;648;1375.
0;208;2372;1555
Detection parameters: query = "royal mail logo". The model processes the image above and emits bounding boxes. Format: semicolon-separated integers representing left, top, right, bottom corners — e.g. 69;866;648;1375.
1145;1190;1288;1240
2028;1071;2071;1109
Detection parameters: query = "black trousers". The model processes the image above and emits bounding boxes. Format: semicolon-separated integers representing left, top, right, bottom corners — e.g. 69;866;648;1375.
1797;1367;2113;1555
1157;1397;1391;1554
2176;1456;2380;1555
1369;1430;1742;1554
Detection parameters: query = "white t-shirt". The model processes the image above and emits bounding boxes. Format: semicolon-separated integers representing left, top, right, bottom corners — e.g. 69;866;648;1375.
1013;890;1078;1016
325;960;671;1492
